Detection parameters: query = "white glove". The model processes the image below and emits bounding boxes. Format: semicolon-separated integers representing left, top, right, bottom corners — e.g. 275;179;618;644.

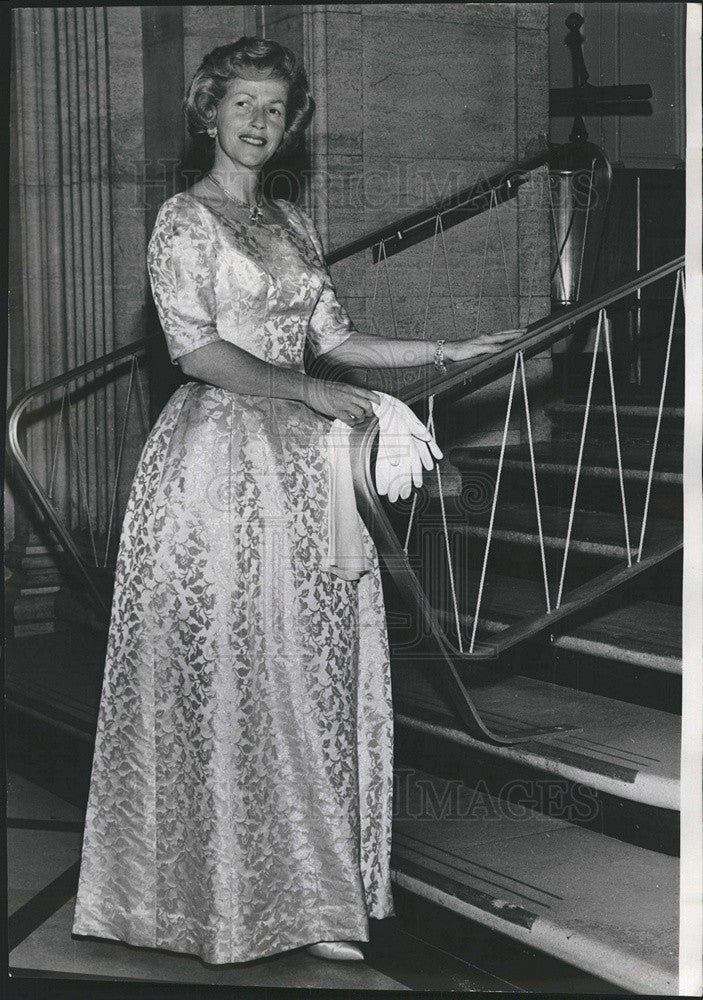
372;393;443;502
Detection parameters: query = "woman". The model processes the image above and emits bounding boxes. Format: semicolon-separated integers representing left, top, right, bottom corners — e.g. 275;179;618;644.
72;37;521;966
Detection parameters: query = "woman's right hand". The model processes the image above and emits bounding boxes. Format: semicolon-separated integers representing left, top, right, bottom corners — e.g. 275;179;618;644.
444;329;526;363
303;378;380;427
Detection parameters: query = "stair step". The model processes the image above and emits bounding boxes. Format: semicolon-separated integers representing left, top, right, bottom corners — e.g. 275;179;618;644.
553;599;681;674
546;402;685;444
449;440;683;482
434;501;679;561
456;522;626;559
547;402;685;424
431;573;681;674
391;769;678;994
435;571;556;631
5;629;106;732
393;669;680;810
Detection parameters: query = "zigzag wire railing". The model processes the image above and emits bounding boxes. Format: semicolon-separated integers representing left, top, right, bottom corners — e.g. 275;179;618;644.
349;256;684;654
8;342;154;618
331;148;684;743
6;147;685;743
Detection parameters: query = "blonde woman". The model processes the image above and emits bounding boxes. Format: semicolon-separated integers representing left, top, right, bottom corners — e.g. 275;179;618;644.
72;36;521;966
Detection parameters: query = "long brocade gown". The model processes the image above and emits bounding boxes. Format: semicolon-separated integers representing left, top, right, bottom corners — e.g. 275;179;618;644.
71;192;395;964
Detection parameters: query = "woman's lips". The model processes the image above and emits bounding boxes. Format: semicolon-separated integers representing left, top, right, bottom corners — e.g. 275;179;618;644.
239;134;266;146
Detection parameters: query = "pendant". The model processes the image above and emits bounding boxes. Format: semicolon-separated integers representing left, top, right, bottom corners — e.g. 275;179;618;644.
249;202;264;224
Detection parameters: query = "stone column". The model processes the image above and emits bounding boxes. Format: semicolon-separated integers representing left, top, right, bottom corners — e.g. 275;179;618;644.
8;8;118;633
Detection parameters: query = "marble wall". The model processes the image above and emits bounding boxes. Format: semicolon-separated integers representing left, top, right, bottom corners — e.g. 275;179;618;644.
265;4;552;444
301;4;550;347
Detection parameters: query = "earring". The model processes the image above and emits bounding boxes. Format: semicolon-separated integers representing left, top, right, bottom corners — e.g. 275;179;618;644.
207;125;217;138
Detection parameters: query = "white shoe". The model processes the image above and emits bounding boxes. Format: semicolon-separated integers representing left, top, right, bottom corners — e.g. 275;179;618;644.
306;940;364;961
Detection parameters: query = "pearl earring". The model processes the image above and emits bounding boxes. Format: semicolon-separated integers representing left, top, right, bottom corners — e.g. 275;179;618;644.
207;126;217;138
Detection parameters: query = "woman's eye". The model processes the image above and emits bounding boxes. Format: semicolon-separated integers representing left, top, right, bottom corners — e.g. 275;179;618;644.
269;108;282;116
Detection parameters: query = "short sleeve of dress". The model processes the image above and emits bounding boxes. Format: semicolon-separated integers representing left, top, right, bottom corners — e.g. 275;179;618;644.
292;205;357;358
147;197;222;366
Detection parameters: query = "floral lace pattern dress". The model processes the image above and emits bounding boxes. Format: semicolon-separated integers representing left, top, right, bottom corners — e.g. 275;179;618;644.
71;193;395;964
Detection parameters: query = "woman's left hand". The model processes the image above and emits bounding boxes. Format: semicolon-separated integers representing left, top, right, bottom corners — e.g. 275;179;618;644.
444;329;526;364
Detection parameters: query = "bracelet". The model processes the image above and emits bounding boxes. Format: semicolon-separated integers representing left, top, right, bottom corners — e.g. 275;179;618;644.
433;339;447;374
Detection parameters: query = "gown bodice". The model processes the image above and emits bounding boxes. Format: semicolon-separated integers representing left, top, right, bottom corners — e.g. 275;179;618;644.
147;193;356;372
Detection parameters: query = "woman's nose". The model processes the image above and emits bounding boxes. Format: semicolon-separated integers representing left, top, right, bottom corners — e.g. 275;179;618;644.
249;108;266;129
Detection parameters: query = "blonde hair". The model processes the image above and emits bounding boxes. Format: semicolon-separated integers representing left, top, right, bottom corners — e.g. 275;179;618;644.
184;37;315;156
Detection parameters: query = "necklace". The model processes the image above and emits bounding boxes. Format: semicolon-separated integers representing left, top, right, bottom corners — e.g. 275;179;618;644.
207;172;264;224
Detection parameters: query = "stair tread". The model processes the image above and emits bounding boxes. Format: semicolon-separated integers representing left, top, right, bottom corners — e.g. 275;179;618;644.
445;570;552;626
392;768;678;994
445;501;680;555
394;670;680;809
5;631;105;727
557;599;681;671
432;572;681;671
449;440;683;479
547;401;685;421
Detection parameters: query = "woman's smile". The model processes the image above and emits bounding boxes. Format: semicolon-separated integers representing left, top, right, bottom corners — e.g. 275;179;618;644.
214;75;289;170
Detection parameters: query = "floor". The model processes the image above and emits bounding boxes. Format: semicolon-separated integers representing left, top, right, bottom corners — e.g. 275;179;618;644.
5;770;520;992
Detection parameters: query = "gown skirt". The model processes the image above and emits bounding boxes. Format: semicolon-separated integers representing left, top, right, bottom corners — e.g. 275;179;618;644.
72;194;395;964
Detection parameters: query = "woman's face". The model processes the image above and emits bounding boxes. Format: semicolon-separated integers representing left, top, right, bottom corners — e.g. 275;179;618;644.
214;72;289;172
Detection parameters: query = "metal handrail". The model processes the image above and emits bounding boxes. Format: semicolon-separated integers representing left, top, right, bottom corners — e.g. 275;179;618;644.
395;254;684;406
7;337;158;616
8;335;157;417
341;249;684;739
6;253;684;623
9;253;683;443
347;254;685;652
326;148;553;264
6;129;684;744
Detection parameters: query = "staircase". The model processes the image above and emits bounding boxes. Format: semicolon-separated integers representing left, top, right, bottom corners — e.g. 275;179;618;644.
388;400;681;994
5;127;684;991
